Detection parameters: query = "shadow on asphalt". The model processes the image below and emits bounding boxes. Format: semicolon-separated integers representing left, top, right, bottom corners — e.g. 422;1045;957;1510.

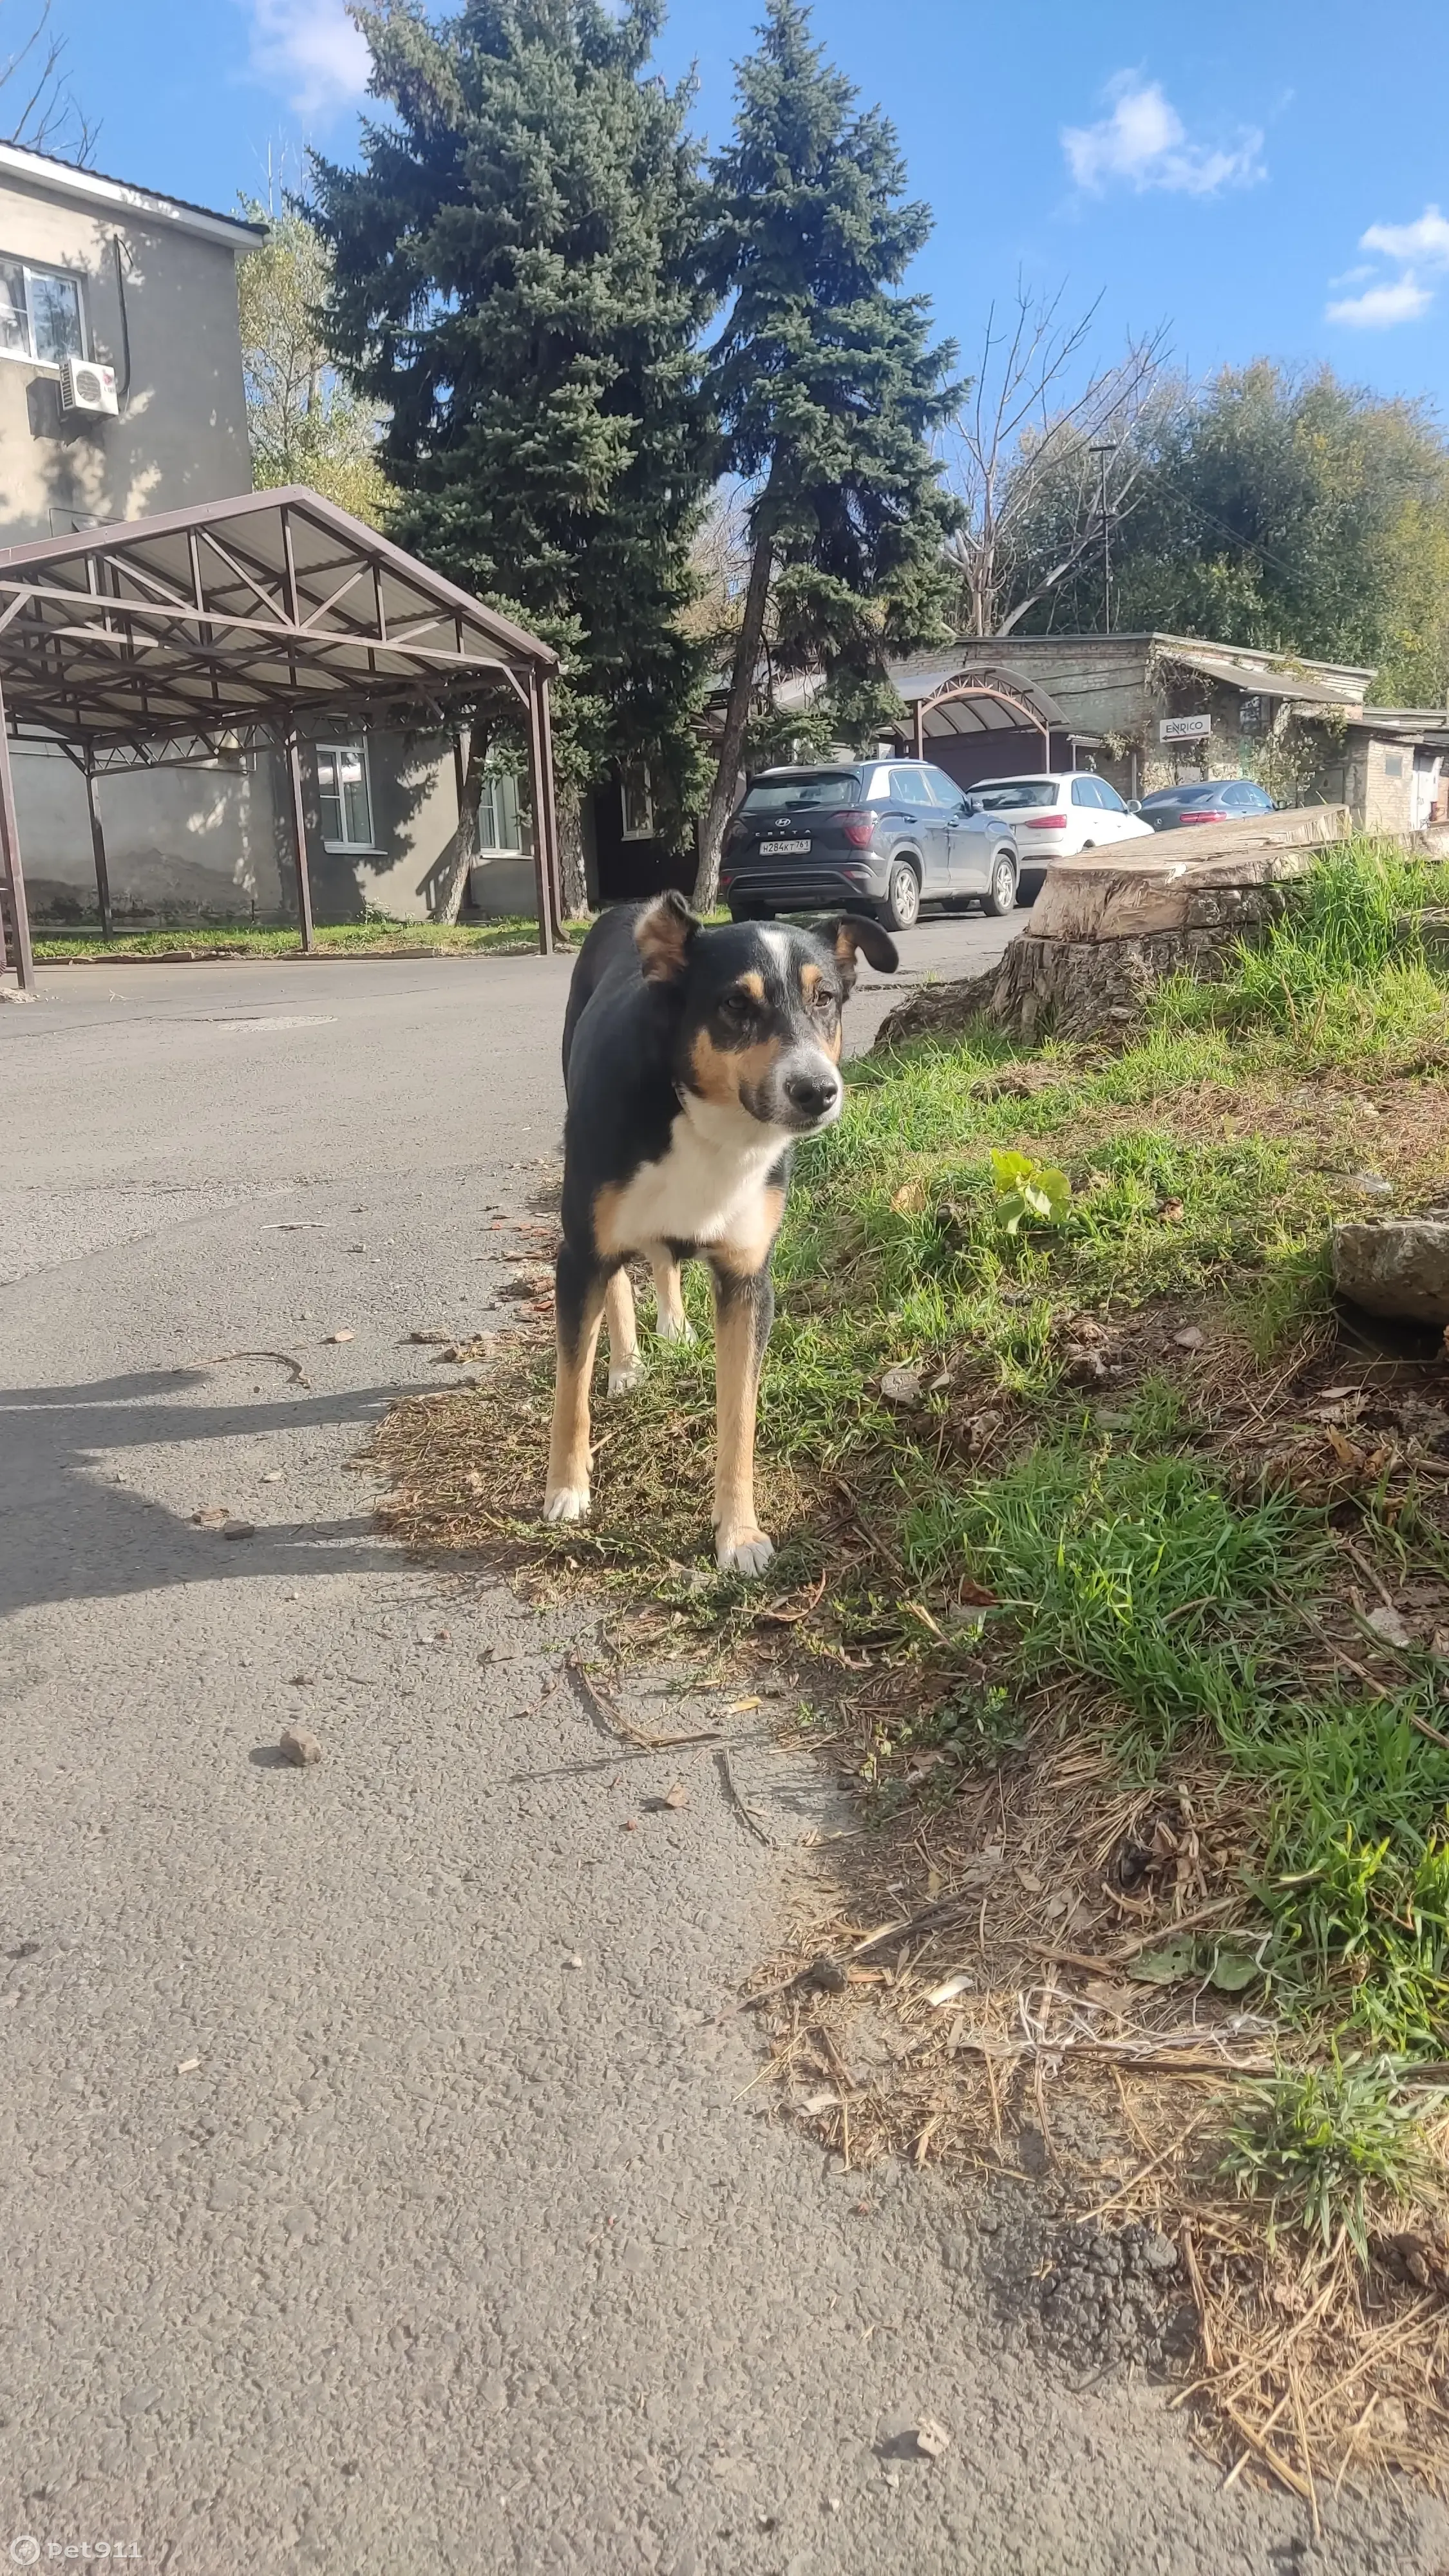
0;1367;402;1615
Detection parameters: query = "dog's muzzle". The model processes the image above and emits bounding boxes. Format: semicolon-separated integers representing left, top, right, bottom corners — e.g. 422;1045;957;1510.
775;1051;844;1132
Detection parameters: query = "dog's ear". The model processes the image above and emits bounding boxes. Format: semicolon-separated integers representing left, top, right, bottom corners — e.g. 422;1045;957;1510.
635;889;701;983
810;913;900;992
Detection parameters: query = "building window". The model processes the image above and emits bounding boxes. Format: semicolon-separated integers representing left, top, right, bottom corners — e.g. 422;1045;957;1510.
317;741;375;851
0;260;85;366
1238;693;1267;735
620;763;655;840
478;765;525;851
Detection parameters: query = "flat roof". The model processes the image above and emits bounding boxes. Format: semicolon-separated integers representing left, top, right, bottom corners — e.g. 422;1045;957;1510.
0;485;556;755
0;141;263;252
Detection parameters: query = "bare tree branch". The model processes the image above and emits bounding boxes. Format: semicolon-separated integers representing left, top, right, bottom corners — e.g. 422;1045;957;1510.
940;276;1173;637
0;1;98;166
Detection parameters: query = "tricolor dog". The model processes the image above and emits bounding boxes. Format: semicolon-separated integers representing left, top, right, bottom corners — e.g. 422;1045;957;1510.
546;893;898;1573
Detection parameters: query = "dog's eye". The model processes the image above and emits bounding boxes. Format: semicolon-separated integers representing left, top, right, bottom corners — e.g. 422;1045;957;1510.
810;987;838;1017
720;991;756;1024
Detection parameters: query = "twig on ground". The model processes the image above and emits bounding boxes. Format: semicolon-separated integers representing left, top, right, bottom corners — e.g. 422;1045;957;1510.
717;1745;775;1846
204;1348;310;1387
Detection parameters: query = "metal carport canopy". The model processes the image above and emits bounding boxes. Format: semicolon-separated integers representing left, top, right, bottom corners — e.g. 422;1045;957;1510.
0;484;564;992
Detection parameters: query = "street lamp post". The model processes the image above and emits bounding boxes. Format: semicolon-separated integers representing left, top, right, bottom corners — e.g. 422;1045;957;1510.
1088;440;1119;635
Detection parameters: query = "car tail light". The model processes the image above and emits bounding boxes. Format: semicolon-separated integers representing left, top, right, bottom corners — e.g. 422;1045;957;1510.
1179;809;1228;824
833;811;875;848
1029;812;1068;828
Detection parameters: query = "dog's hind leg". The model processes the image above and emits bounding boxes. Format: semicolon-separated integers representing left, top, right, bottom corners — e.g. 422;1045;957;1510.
545;1244;606;1523
605;1267;644;1396
708;1261;775;1578
650;1247;694;1345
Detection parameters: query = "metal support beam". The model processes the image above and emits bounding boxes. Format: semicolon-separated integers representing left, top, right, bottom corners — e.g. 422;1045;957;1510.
84;750;113;939
285;729;316;955
0;677;35;993
523;673;555;956
913;700;925;759
536;676;565;945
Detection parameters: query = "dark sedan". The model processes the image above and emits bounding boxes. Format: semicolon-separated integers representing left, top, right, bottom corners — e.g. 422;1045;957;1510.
718;759;1020;930
1137;778;1277;831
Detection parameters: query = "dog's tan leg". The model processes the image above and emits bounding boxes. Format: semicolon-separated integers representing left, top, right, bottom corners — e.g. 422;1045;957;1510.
545;1250;605;1523
605;1267;643;1396
650;1247;694;1345
709;1265;775;1577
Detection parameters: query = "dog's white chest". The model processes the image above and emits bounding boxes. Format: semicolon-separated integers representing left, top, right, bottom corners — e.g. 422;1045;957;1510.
605;1104;788;1253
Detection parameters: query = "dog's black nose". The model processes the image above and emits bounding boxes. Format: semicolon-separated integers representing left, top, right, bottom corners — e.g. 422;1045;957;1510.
784;1070;840;1120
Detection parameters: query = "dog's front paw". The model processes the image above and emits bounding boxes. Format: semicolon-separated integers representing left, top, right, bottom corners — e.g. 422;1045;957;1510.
607;1359;646;1397
544;1485;591;1524
656;1312;696;1345
715;1526;775;1578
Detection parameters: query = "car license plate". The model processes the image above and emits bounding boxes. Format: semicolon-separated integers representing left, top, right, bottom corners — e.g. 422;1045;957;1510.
759;838;810;855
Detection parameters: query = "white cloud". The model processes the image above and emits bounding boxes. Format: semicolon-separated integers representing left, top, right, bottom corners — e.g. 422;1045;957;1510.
1361;205;1449;269
1062;75;1265;198
1325;273;1434;328
247;0;371;121
1323;202;1449;329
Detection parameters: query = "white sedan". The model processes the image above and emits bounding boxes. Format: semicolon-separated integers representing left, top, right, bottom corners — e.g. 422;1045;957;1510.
966;772;1154;900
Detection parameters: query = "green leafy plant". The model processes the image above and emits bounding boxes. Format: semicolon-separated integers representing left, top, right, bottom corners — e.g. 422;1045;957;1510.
1220;2055;1434;2262
990;1148;1071;1236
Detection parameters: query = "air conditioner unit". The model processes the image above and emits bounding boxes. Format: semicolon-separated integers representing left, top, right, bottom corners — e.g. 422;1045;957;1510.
59;357;118;418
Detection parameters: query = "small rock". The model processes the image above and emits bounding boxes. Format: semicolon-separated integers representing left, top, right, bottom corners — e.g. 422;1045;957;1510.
1349;1173;1396;1200
193;1506;230;1528
914;2416;952;2460
279;1725;323;1767
1172;1327;1205;1351
325;1328;355;1344
1332;1218;1449;1326
661;1782;690;1810
880;1366;922;1407
260;1470;283;1483
222;1519;256;1540
564;1953;584;1970
1365;1604;1413;1649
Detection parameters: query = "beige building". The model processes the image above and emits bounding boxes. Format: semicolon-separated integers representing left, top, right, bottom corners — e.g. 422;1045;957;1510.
884;633;1449;835
0;142;517;929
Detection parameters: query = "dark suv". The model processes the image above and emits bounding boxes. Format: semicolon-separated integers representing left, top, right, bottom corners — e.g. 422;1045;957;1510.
718;759;1020;930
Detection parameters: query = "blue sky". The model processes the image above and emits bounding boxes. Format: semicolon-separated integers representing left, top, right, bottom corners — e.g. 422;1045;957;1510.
44;0;1449;413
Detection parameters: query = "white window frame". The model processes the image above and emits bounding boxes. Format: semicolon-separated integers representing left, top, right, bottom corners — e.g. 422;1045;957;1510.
0;258;88;369
620;762;655;841
316;739;377;854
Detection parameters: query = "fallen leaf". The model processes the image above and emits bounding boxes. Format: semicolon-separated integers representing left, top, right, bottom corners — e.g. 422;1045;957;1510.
1127;1935;1198;1985
1172;1327;1205;1351
661;1782;690;1810
925;1971;974;2007
724;1697;762;1714
1015;1867;1045;1894
796;2088;842;2116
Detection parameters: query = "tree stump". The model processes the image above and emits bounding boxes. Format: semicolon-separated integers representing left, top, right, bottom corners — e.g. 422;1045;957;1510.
873;807;1351;1052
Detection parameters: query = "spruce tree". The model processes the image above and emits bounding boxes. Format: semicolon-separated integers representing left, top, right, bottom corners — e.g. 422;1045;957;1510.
693;0;960;907
312;0;710;911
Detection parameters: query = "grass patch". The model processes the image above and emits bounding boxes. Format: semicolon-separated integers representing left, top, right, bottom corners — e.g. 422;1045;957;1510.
374;839;1449;2466
33;911;587;961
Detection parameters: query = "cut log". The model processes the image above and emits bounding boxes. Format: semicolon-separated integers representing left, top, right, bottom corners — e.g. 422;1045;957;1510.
875;808;1352;1054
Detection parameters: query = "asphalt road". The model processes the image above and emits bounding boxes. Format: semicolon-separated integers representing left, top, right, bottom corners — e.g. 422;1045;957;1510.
3;915;1445;2576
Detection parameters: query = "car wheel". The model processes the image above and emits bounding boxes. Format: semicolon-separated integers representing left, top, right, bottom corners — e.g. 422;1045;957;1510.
984;849;1018;918
880;860;920;932
1016;871;1043;907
